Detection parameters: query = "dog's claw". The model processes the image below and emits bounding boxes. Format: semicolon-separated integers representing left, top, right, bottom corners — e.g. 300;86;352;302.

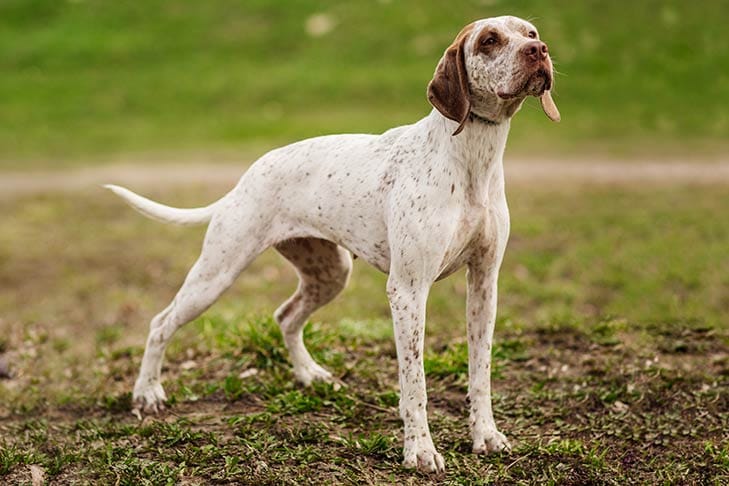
293;362;338;387
473;429;511;454
402;435;446;474
403;448;445;474
132;381;167;417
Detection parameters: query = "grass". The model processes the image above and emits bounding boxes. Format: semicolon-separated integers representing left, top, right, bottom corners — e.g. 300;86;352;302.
1;181;727;483
2;0;729;166
3;3;727;481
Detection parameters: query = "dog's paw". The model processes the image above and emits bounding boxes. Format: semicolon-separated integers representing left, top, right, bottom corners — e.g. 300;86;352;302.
293;362;341;389
402;442;445;474
473;429;511;454
132;381;167;417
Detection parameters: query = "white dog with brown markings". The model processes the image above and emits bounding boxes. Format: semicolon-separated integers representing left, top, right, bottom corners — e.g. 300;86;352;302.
105;15;560;473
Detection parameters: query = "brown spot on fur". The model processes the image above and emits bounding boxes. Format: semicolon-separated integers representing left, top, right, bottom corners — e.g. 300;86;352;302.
473;28;504;56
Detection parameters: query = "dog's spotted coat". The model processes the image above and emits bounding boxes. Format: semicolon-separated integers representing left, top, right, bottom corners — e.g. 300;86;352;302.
106;16;559;473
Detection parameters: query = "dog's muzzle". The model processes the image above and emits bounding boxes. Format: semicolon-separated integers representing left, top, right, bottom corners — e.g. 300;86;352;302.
525;69;552;96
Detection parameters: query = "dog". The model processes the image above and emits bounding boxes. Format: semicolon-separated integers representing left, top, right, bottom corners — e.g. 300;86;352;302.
105;15;559;473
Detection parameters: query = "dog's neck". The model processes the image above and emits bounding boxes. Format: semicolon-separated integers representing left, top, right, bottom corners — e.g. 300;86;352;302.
469;111;500;127
470;91;526;124
425;109;511;206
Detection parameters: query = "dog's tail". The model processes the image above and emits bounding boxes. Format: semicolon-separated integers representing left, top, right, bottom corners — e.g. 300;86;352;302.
103;184;219;226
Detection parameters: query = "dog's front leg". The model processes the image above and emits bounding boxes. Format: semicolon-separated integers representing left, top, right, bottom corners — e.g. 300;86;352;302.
387;274;444;473
466;261;511;454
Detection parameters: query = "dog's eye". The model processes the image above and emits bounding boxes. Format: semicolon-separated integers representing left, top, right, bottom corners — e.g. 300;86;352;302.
482;36;497;46
527;31;537;39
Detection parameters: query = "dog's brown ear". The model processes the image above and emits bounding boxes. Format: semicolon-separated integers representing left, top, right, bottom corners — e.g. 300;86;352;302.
427;24;474;136
540;90;561;122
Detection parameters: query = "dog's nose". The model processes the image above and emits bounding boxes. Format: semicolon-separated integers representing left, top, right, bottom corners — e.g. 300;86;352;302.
521;40;548;63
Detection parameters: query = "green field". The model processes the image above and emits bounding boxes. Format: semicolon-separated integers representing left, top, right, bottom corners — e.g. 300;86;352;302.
2;0;729;166
1;183;727;483
1;1;729;484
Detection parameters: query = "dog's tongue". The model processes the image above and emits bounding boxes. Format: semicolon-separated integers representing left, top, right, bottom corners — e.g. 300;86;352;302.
540;91;561;122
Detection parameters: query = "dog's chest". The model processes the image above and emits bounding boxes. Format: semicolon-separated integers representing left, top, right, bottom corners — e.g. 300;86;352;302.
436;201;486;279
436;159;508;280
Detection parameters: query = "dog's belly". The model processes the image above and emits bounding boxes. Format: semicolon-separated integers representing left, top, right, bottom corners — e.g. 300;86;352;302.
342;238;391;274
287;219;392;274
435;248;472;281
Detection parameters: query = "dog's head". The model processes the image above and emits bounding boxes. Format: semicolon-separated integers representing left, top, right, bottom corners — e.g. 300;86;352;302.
427;16;560;135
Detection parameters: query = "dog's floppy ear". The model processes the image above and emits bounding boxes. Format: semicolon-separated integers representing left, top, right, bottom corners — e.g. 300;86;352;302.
427;24;474;136
540;90;561;122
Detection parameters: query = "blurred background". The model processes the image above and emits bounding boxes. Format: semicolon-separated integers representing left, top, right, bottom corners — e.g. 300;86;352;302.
1;1;728;483
1;0;728;165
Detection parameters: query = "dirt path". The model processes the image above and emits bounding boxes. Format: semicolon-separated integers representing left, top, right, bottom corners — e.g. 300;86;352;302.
1;157;728;199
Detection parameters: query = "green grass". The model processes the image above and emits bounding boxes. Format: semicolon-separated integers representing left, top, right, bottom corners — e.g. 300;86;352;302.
1;1;729;166
0;182;727;483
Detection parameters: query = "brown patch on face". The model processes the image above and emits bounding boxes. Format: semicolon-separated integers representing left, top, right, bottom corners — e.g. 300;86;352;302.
473;28;504;57
427;22;475;136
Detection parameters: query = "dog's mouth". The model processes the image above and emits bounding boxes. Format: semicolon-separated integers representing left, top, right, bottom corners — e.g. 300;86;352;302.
525;69;552;96
497;68;552;100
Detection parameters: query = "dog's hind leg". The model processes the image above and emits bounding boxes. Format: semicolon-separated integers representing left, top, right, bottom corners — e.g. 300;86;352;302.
133;211;269;414
273;238;352;385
